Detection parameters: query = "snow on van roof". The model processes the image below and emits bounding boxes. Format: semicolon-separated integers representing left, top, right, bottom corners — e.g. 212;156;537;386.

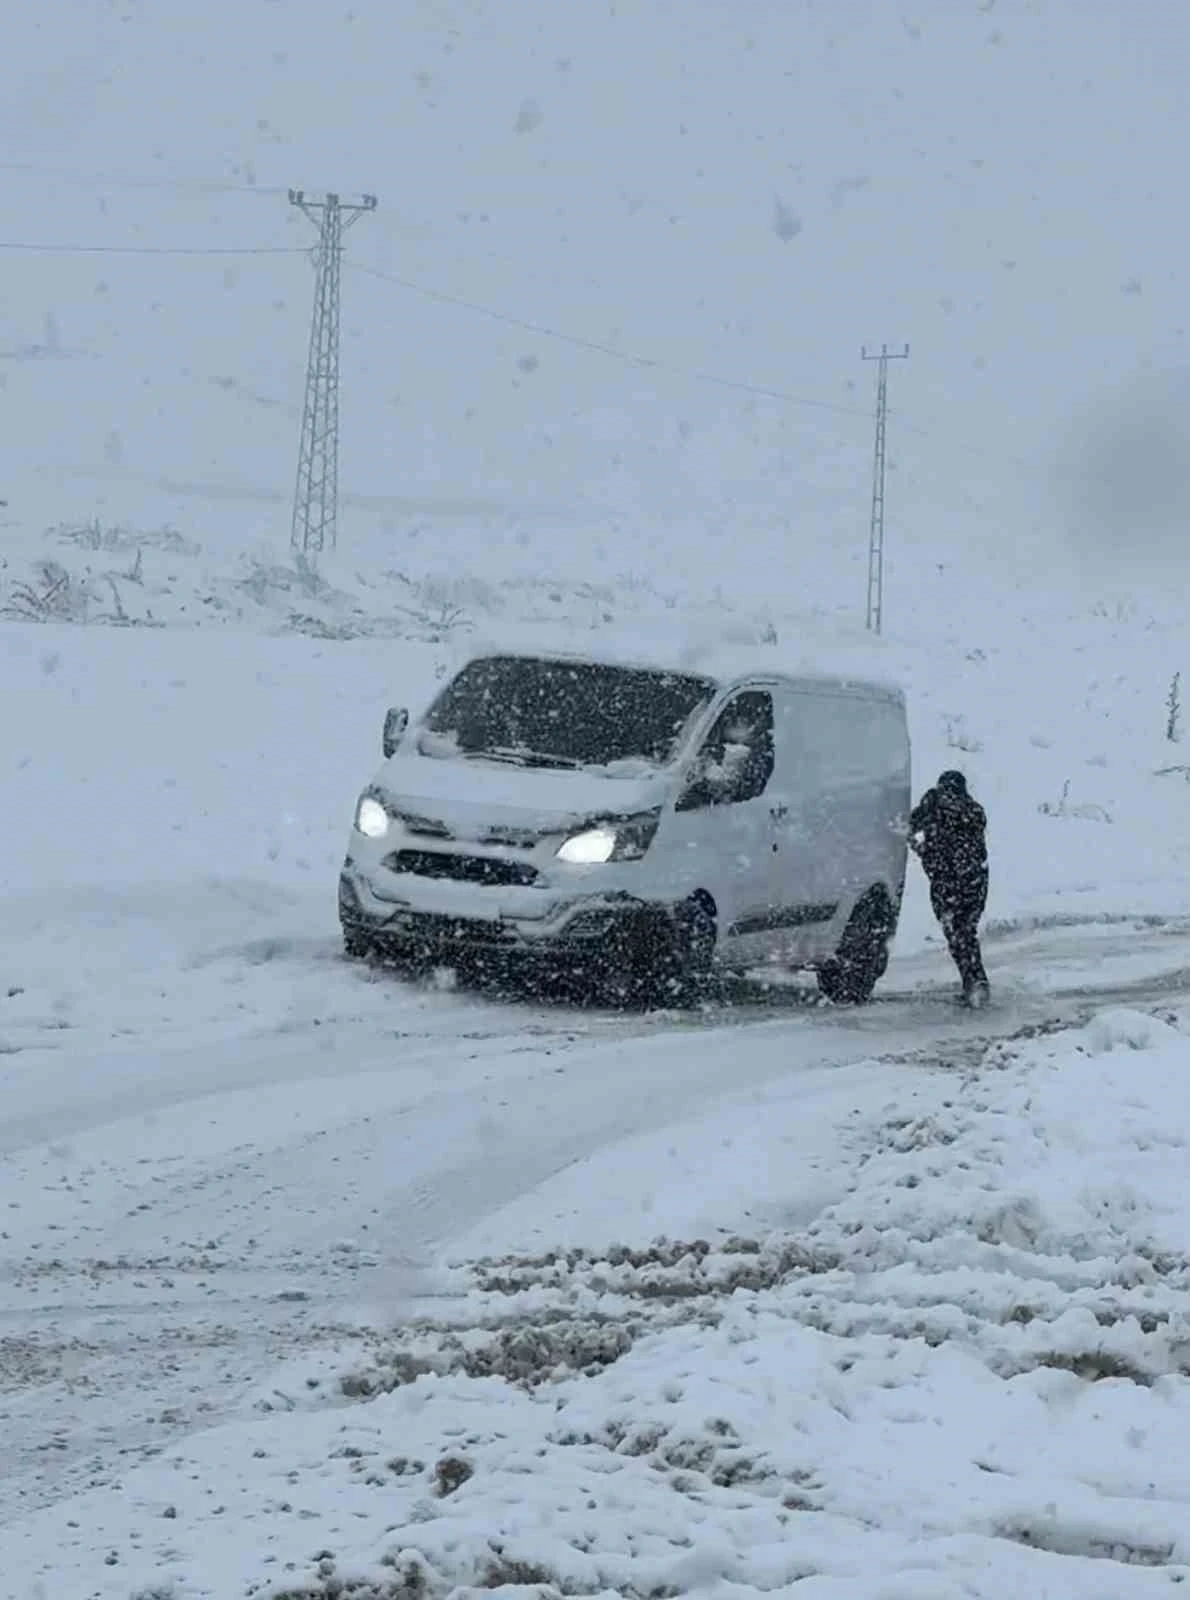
449;618;905;701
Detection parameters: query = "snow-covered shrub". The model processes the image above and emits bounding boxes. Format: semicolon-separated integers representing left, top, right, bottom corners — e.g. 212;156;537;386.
1038;778;1113;822
1;558;95;622
942;712;983;753
1167;670;1182;742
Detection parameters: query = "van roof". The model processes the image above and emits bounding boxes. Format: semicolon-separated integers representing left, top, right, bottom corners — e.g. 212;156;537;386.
454;633;906;705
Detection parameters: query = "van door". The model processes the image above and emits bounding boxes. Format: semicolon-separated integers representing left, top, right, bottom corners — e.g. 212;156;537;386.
755;686;844;963
666;688;778;963
768;687;907;961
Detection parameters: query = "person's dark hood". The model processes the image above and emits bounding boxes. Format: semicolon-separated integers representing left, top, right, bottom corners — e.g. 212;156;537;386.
937;769;968;795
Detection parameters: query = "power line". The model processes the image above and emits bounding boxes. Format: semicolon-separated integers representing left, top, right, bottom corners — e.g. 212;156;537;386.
0;164;1045;478
350;260;665;366
349;261;1041;474
0;240;304;257
2;230;867;428
0;217;1036;478
347;259;875;423
0;160;289;197
0;159;912;402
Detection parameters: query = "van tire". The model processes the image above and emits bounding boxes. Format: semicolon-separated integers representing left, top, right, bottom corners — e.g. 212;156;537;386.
637;896;716;1008
343;928;374;962
666;895;717;1004
816;887;896;1005
609;897;716;1009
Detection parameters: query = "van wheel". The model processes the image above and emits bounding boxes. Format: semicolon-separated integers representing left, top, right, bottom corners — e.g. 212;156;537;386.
608;898;716;1010
343;928;374;962
816;887;896;1005
667;896;717;1004
640;896;716;1008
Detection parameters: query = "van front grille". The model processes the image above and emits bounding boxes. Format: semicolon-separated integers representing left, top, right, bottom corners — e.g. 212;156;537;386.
385;850;539;888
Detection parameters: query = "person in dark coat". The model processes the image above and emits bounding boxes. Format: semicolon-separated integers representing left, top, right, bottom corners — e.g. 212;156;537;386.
909;769;990;1006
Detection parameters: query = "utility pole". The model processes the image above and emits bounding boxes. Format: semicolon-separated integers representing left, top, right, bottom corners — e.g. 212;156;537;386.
288;189;377;562
860;343;909;635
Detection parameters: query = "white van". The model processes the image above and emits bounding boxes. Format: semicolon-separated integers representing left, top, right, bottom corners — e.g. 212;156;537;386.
339;647;910;1004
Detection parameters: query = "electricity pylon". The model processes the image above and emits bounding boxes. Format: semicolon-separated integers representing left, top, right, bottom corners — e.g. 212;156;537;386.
861;343;909;635
288;189;377;561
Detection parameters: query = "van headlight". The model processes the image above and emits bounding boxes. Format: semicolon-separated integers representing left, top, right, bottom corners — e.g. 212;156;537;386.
556;812;659;865
354;793;391;839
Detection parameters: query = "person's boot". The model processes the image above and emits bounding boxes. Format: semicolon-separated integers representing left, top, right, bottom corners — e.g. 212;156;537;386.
963;977;990;1009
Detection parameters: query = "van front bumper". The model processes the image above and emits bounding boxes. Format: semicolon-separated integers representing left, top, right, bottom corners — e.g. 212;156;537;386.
338;862;669;960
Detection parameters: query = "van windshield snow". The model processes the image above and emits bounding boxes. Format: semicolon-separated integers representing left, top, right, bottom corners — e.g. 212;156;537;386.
421;655;715;770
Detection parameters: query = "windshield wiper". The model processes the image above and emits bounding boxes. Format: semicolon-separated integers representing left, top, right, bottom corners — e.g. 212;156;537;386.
465;746;582;770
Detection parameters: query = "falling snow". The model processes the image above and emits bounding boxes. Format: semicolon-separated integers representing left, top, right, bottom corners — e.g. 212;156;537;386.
3;1;1190;1594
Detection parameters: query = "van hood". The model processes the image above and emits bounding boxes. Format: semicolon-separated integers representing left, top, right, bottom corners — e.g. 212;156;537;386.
372;751;672;841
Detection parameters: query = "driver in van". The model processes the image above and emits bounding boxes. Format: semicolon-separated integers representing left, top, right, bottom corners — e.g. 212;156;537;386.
909;769;990;1008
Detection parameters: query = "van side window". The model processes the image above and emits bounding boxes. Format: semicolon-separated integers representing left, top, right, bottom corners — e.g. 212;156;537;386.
677;690;775;810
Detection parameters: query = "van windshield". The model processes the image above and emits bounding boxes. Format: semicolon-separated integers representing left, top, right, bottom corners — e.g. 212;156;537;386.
420;655;716;771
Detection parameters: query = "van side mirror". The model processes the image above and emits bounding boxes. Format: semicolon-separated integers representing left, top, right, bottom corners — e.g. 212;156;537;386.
382;706;409;759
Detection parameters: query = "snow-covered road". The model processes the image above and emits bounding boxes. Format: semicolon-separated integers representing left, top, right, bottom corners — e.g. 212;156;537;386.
4;908;1190;1537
